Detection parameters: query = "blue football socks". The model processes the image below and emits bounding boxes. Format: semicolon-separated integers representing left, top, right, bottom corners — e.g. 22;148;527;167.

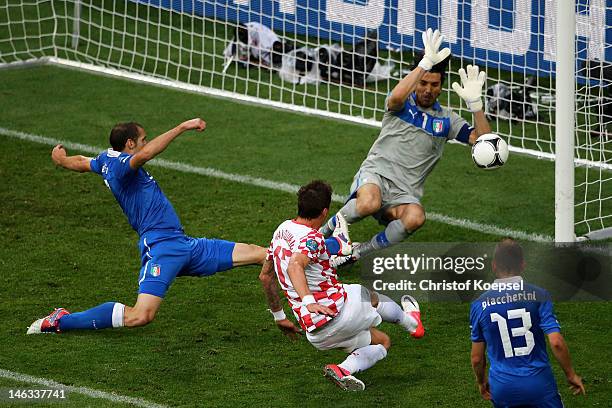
58;302;121;331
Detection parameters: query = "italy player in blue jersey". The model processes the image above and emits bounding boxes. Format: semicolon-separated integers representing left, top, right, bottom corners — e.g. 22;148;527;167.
470;238;585;407
27;118;268;334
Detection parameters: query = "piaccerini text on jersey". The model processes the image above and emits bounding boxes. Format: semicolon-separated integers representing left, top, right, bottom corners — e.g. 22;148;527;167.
480;289;539;311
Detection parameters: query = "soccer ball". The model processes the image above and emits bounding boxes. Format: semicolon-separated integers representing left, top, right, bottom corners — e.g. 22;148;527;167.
471;133;509;169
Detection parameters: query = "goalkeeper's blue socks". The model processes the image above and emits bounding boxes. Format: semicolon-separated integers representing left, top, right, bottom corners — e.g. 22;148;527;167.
358;219;411;257
58;302;125;331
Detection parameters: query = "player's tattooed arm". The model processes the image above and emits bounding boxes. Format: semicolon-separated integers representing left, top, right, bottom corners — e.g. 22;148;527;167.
259;259;282;312
470;341;491;400
259;259;302;339
51;144;92;173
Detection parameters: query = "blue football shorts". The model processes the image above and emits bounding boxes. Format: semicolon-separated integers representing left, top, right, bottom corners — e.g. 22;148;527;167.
137;232;236;298
491;393;563;408
490;368;563;408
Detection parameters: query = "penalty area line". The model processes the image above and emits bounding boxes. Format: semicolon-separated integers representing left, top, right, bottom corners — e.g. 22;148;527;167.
0;368;169;408
0;126;553;243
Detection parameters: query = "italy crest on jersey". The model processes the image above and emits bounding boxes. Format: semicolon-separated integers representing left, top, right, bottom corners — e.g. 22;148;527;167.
432;119;444;135
150;264;161;277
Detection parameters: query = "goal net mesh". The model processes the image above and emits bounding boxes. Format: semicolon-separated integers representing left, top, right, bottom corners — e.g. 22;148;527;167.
1;0;610;239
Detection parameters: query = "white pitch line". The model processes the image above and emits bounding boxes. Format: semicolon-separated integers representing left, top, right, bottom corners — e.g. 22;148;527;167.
0;368;169;408
0;127;553;242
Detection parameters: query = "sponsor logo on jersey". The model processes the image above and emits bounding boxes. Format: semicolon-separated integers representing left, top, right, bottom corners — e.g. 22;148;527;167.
432;119;444;134
305;239;319;253
150;264;161;277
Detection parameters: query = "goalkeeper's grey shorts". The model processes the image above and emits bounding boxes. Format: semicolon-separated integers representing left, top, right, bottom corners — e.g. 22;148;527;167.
348;165;421;226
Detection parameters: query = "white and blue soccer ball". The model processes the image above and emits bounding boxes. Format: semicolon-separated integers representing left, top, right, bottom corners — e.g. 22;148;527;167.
471;133;509;169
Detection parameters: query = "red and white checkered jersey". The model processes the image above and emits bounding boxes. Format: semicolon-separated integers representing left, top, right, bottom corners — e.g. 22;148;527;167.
267;219;346;332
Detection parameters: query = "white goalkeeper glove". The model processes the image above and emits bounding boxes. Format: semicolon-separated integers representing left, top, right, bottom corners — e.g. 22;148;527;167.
452;65;486;112
418;28;451;71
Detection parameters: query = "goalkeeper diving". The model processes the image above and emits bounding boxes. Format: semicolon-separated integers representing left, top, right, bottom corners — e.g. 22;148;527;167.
320;29;492;265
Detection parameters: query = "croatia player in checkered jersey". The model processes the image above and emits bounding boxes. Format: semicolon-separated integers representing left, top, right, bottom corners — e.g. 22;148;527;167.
260;180;424;391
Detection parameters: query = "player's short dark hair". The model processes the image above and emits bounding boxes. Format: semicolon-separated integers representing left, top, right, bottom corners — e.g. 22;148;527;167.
412;51;451;84
297;180;332;219
494;238;524;275
109;122;143;151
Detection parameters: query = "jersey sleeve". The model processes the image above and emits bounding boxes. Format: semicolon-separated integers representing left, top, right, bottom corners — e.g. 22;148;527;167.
89;153;104;175
384;93;408;115
297;231;326;262
469;302;485;342
266;241;273;261
538;298;561;334
447;111;473;144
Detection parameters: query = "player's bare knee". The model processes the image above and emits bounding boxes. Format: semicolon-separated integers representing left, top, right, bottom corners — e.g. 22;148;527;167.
377;332;392;350
356;195;381;216
370;328;392;350
402;211;426;231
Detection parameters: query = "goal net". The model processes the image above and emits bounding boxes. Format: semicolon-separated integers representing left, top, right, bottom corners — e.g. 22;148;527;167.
1;0;610;240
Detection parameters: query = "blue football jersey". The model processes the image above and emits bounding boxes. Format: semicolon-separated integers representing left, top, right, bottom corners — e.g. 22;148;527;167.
470;277;561;381
90;149;183;236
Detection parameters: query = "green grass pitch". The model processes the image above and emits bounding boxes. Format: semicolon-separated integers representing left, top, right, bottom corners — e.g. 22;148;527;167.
0;65;610;407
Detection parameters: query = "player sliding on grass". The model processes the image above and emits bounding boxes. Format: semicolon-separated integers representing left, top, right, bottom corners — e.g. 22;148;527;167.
470;238;585;407
320;29;492;266
259;180;424;391
27;118;269;334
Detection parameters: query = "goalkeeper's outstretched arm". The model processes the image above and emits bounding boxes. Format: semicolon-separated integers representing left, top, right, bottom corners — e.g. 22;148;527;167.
388;29;450;111
469;110;492;144
451;65;492;144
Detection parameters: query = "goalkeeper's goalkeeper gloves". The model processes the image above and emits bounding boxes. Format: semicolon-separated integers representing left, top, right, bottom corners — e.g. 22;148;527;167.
452;64;486;112
418;28;451;71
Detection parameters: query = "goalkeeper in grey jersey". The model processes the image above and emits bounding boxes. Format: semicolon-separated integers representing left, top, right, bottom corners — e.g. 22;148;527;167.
320;29;492;265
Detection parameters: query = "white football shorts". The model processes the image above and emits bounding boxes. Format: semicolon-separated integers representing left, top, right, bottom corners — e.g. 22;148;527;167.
306;284;382;353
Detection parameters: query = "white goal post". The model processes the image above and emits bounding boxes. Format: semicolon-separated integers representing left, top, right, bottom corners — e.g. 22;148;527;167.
1;0;610;242
554;0;575;243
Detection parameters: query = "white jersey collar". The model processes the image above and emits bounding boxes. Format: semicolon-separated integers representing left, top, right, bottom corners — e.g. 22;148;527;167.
493;275;523;284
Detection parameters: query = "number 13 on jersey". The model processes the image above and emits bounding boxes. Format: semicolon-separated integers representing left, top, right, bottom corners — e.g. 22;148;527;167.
491;308;535;358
